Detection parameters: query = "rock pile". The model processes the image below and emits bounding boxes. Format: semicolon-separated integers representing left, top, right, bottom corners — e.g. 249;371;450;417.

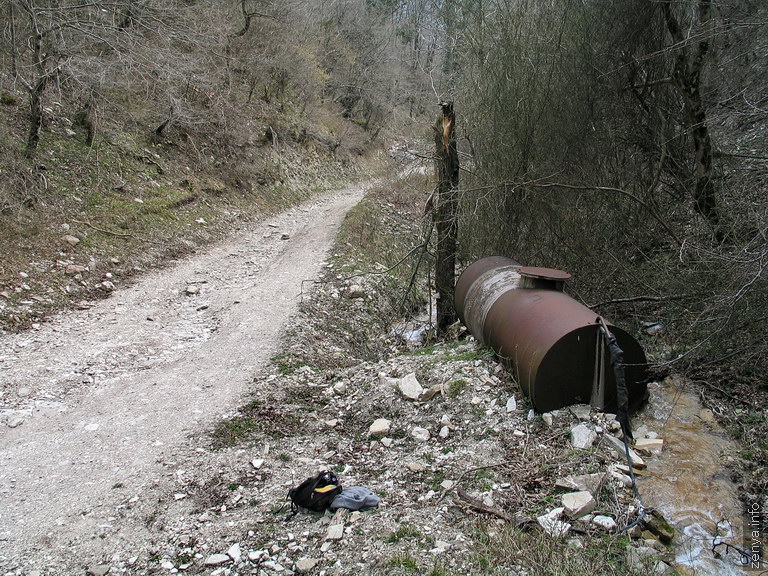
38;327;679;575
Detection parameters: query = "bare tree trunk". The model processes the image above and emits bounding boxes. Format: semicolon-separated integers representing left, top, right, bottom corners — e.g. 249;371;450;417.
26;76;47;156
434;101;460;334
19;2;54;157
77;93;97;146
9;1;18;77
661;0;722;238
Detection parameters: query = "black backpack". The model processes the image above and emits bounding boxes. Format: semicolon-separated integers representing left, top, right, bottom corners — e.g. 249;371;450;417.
285;471;342;519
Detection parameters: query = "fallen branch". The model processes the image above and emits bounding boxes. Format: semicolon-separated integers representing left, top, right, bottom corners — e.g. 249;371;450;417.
454;489;516;523
588;293;690;308
457;462;510;482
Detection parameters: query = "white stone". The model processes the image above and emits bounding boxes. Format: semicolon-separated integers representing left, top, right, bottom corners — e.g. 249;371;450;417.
62;234;80;246
569;404;592;421
381;437;393;447
249;550;268;562
295;558;319;573
527;409;535;421
326;524;344;541
204;554;230;566
349;511;362;523
17;387;32;397
324;419;339;428
369;418;391;436
570;424;597;449
262;560;286;571
379;374;400;388
537;507;571;537
610;469;633;488
185;285;200;295
562;491;596;519
397;373;424;401
506;396;517;412
347;285;365;298
332;382;347;395
440;480;455;490
227;543;241;563
634;437;664;455
542;412;554;427
555;472;606;496
6;416;24;428
251;458;265;469
439;425;450;439
603;433;646;468
411;426;430;442
593;515;617;530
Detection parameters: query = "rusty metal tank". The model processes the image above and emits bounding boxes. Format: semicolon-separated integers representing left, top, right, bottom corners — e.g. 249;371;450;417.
455;256;648;413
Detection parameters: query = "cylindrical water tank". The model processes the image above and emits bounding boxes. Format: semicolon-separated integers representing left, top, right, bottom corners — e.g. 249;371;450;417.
455;256;648;413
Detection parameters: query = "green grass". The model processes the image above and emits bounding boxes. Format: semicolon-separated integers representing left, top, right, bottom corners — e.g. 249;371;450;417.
271;353;310;375
449;379;468;398
429;470;446;491
0;99;364;332
471;523;642;576
425;563;451;576
210;399;300;448
389;553;418;571
385;522;422;544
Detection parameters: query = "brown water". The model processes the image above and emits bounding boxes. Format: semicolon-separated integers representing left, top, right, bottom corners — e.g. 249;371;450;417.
636;376;749;575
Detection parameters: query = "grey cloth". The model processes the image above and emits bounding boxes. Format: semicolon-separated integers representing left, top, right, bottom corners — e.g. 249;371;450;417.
329;486;380;511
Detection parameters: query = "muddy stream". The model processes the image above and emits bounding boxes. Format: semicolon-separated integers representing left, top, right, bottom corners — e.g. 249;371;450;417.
636;375;750;575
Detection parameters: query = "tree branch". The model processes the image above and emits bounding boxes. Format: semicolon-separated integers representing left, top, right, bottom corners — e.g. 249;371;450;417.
588;293;690;309
528;182;683;245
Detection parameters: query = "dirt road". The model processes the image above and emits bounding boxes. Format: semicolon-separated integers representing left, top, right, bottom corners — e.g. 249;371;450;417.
0;183;366;566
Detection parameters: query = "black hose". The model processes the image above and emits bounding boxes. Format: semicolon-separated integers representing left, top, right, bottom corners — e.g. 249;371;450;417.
598;318;645;532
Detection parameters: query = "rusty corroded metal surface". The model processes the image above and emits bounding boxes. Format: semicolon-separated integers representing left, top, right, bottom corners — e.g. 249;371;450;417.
518;266;572;281
455;257;648;413
454;257;522;344
517;266;571;291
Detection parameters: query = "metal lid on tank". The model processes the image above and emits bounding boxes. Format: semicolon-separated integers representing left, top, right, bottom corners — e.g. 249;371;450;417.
518;267;572;281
